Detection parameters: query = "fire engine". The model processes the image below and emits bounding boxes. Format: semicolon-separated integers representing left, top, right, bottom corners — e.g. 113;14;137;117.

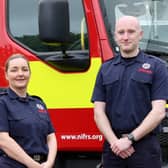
0;0;168;167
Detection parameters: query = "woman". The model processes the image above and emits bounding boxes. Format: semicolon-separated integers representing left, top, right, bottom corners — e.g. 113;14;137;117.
0;54;57;168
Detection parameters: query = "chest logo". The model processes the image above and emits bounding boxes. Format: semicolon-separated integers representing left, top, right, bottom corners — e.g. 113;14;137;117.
36;103;47;113
142;63;151;69
138;63;152;74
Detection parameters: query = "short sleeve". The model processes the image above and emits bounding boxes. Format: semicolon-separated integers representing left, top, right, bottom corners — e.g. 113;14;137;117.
47;114;55;134
0;100;9;132
91;67;106;102
41;100;55;134
151;61;168;100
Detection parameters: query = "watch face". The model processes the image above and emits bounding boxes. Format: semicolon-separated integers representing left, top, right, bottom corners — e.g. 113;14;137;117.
127;133;135;143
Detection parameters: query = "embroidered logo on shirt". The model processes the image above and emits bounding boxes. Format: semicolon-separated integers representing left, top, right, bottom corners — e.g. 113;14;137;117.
142;63;151;69
138;63;153;74
36;103;47;113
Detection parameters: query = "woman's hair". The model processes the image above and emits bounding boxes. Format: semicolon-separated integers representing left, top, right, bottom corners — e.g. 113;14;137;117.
5;53;30;72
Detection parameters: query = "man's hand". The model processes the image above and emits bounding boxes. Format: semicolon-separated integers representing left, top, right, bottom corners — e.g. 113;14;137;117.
111;137;135;158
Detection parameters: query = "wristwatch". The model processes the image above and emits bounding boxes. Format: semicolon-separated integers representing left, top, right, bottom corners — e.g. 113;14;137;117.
127;133;135;144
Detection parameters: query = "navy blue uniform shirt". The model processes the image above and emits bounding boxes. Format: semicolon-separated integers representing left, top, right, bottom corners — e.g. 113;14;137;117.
0;88;55;155
91;51;168;133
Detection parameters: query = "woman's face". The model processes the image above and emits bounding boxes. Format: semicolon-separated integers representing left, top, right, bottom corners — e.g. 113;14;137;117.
5;57;30;90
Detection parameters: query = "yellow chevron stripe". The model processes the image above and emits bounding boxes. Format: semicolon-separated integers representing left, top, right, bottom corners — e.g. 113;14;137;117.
28;58;101;108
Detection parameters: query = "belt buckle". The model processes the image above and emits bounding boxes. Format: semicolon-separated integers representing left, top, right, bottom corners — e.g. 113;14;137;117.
33;154;41;162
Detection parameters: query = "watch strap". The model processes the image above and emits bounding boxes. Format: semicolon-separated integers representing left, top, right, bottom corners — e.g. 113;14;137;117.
127;133;135;143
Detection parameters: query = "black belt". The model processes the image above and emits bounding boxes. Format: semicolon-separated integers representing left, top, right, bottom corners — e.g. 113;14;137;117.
30;154;47;163
1;153;47;164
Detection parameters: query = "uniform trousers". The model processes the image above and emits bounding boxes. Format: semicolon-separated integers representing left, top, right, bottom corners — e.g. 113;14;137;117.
103;134;162;168
0;155;26;168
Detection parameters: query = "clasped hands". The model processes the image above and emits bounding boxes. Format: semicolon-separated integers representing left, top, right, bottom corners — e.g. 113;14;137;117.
111;137;135;159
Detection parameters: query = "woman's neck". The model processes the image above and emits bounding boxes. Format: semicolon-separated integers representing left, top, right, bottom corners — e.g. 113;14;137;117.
10;87;27;97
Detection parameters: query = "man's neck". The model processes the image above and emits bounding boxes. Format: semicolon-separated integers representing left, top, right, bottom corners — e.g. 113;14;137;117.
120;49;139;58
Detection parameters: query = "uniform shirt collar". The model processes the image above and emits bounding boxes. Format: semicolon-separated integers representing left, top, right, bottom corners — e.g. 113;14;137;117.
113;50;145;65
7;88;33;101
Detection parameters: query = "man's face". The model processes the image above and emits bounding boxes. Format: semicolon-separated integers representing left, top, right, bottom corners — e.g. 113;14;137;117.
114;17;143;55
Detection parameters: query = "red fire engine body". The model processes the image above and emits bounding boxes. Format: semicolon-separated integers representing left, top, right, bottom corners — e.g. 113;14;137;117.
0;0;168;167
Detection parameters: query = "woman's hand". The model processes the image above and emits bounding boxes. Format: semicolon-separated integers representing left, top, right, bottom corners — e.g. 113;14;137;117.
41;161;54;168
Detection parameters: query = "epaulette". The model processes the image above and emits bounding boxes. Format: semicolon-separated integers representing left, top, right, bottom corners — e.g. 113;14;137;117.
31;95;44;102
0;89;8;96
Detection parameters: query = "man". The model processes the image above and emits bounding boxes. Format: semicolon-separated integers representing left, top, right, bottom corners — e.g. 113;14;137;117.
91;16;168;168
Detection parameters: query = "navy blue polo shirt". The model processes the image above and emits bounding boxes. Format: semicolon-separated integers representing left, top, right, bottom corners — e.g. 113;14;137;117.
0;88;55;155
91;51;168;133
